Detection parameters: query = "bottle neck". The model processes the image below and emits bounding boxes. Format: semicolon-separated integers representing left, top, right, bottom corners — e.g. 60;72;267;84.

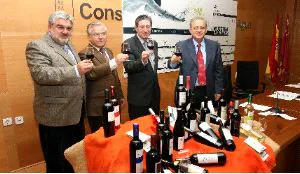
179;75;184;85
104;89;110;103
133;123;139;139
110;86;115;98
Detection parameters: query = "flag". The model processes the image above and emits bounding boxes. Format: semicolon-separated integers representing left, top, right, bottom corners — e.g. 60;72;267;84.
279;15;289;83
265;15;280;83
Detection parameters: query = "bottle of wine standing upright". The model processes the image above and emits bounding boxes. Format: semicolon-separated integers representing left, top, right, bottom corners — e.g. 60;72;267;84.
130;123;144;173
110;86;121;130
103;89;115;137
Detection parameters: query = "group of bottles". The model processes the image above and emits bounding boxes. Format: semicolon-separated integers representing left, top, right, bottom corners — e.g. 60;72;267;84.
173;74;243;151
130;110;228;173
103;86;121;137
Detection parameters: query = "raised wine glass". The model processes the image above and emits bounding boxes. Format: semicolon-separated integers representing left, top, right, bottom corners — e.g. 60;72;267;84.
122;42;131;54
85;46;94;60
147;38;155;50
173;45;182;57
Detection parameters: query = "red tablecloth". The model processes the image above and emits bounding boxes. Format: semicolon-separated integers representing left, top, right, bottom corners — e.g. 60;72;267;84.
84;115;276;172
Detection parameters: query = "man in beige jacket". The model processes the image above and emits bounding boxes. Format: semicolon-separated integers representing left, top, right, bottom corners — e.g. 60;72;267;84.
26;11;93;172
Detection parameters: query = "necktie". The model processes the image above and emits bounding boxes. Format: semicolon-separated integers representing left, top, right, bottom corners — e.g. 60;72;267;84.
197;44;206;86
100;48;109;61
63;45;77;64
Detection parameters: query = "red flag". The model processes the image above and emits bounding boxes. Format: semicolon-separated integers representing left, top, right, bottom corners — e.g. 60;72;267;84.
279;15;289;83
265;15;280;83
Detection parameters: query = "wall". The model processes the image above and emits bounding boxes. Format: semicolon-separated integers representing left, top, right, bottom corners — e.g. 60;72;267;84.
0;0;299;172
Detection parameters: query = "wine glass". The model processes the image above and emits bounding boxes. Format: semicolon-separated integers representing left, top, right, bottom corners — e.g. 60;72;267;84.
122;42;131;54
258;117;267;132
85;46;94;60
173;45;182;57
147;38;154;50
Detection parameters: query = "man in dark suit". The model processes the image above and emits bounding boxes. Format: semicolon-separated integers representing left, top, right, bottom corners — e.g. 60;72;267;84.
169;17;224;106
123;15;161;120
25;11;93;172
79;21;128;132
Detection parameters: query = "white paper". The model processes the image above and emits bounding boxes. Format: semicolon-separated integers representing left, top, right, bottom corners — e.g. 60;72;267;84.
240;102;271;111
268;91;299;101
258;111;297;120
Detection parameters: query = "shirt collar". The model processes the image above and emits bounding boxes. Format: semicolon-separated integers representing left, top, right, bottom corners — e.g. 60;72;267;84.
192;38;205;48
137;34;147;45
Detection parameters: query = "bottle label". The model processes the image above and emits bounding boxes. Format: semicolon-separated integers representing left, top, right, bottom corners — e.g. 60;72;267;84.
177;136;184;150
199;122;211;131
169;138;173;155
197;153;218;163
114;105;120;126
108;111;114;122
155;161;161;173
190;120;197;131
220;106;227;120
199;132;217;144
184;130;189;139
136;149;143;173
160;139;163;154
222;128;233;140
179;92;186;106
188;164;206;173
246;111;254;127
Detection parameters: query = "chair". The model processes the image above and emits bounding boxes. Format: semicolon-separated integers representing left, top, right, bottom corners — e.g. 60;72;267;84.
232;61;266;99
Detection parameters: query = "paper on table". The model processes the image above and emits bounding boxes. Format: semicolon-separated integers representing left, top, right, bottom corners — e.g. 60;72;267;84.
240;102;271;111
285;83;300;88
258;111;297;120
268;91;299;101
126;130;151;152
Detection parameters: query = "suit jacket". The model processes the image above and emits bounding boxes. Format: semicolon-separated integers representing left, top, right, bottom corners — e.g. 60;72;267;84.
26;34;86;127
123;35;160;106
79;44;124;116
169;38;224;100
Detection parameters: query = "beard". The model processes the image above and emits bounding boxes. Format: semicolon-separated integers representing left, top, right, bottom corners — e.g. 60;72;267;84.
49;32;70;45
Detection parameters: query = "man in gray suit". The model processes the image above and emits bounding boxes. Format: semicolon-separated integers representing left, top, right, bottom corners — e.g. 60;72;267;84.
123;15;160;120
26;11;93;172
169;17;224;106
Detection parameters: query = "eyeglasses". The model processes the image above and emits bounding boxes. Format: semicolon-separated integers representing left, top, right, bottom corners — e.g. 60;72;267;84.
90;32;107;37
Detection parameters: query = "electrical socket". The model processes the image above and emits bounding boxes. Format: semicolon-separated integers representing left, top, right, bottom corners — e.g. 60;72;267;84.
15;116;24;125
3;117;13;126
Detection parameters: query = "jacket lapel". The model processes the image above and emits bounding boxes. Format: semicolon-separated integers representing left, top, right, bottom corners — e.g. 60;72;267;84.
44;34;76;65
204;39;212;68
187;38;198;66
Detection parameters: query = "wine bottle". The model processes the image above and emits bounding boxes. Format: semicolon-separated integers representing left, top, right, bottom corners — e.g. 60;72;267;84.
199;122;223;147
161;115;173;162
186;92;197;131
200;96;210;123
173;108;185;151
217;89;227;121
219;124;236;151
146;134;161;173
230;100;241;137
185;76;191;105
225;100;234;128
103;89;115;137
244;94;255;128
175;74;187;108
130;123;144;173
156;110;165;155
110;86;120;130
184;127;223;149
188;152;226;165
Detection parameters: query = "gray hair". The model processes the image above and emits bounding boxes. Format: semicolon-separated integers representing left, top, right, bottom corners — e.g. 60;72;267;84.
48;11;74;25
86;21;108;35
189;17;207;28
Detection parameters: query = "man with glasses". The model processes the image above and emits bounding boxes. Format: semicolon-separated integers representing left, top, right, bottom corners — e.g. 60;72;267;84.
26;11;93;172
169;17;224;107
123;14;161;120
79;21;128;132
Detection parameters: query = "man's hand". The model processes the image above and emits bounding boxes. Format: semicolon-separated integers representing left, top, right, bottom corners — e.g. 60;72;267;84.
170;55;182;64
77;59;93;75
115;53;129;65
141;50;151;64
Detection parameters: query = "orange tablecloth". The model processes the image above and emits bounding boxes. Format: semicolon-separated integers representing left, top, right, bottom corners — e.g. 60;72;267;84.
84;115;276;172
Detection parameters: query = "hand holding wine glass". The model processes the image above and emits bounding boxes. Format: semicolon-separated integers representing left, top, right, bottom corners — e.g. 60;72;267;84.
171;45;182;64
173;45;182;57
85;46;94;60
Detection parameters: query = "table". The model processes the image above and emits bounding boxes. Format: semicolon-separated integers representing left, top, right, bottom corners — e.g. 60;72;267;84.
84;115;276;173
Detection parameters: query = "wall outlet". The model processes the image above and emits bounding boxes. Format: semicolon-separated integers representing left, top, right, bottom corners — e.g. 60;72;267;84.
3;117;13;126
15;116;24;125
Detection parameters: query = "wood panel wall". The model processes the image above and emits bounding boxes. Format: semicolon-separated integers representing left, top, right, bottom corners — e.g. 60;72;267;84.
0;0;299;172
